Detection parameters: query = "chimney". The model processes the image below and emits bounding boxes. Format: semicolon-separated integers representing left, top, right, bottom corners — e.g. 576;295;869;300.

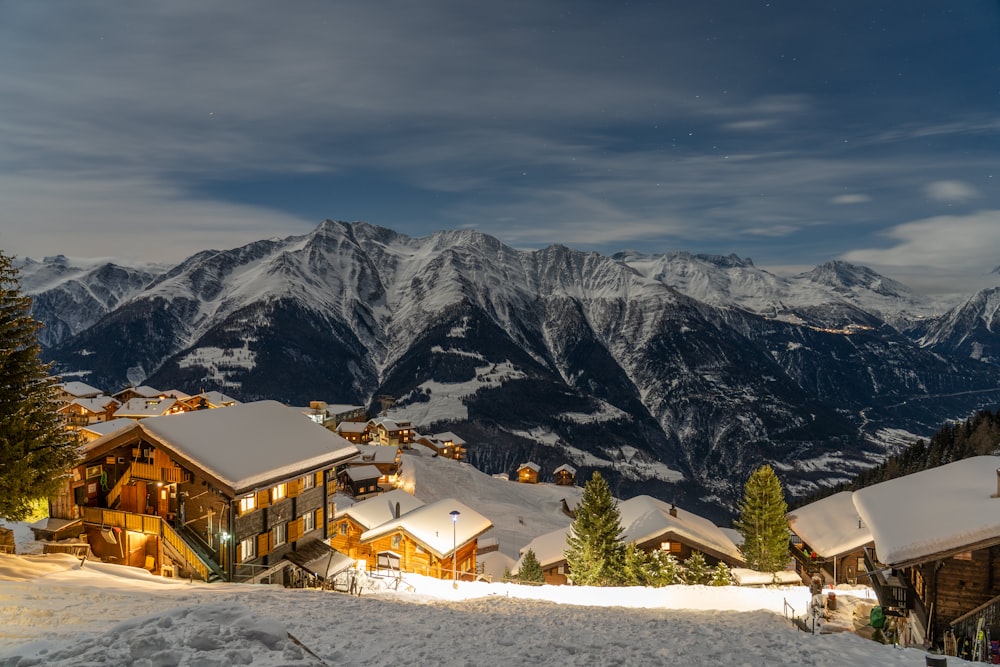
394;501;401;519
669;503;678;518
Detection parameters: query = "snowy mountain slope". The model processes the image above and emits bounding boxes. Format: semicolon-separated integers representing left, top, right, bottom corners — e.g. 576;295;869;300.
25;221;1000;515
914;286;1000;365
17;255;167;347
618;252;943;328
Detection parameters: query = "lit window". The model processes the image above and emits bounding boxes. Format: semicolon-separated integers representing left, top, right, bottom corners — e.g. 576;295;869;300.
303;512;315;533
302;475;315;490
272;483;287;502
240;537;256;562
239;495;256;514
273;523;287;547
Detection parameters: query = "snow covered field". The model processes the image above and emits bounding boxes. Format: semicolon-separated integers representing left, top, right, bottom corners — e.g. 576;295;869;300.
0;549;963;667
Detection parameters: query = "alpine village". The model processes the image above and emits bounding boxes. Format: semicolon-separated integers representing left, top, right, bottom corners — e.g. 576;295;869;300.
6;249;1000;663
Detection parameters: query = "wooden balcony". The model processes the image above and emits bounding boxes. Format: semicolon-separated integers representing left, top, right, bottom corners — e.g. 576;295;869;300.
863;547;910;610
129;461;189;484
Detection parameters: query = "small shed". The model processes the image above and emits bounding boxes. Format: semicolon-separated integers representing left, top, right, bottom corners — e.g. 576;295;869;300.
340;465;383;498
553;464;577;486
517;462;540;484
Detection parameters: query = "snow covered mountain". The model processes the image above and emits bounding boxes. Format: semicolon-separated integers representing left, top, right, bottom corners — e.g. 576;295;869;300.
23;221;1000;517
912;286;1000;365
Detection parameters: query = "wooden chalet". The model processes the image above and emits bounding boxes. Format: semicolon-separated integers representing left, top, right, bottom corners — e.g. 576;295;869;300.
853;456;1000;649
354;444;402;485
329;489;425;569
413;431;467;461
339;465;383;498
76;418;137;444
516;527;572;584
786;491;873;586
517;462;540;484
55;381;104;405
303;401;367;429
619;495;744;568
553;464;576;486
358;499;493;581
112;385;164;404
180;391;240;411
113;396;188;420
58;396;121;429
366;418;414;448
49;400;358;584
335;421;369;444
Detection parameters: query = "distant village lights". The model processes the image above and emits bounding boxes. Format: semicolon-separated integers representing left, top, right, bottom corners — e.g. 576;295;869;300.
450;509;460;589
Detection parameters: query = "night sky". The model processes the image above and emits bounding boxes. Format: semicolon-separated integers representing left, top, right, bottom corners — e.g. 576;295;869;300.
2;1;998;297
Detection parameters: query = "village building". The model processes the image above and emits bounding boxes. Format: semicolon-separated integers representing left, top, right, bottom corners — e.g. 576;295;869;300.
42;400;358;584
113;396;188;420
413;431;467;460
302;401;367;429
335;421;369;443
76;418;138;444
55;381;105;405
786;491;873;586
358;499;493;581
112;385;165;404
515;495;743;585
353;443;402;486
553;464;577;486
516;462;540;484
329;489;426;567
57;395;121;429
853;456;1000;649
180;391;241;411
366;418;414;448
339;465;383;498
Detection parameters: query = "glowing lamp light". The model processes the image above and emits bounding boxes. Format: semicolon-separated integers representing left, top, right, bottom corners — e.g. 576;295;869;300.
450;510;460;589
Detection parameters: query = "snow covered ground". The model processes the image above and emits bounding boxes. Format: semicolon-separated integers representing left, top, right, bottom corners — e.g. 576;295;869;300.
0;548;967;667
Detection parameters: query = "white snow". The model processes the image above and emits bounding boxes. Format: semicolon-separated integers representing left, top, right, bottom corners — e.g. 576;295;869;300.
359;499;493;559
854;455;1000;566
787;491;873;558
0;551;953;666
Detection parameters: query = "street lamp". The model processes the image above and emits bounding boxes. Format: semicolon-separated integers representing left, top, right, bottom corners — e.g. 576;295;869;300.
450;510;461;589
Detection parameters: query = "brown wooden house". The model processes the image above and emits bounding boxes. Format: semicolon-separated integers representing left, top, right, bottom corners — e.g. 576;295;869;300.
553;464;577;486
48;400;358;583
358;499;493;581
329;489;425;568
517;462;540;484
58;396;121;429
366;418;414;448
853;456;1000;650
786;491;873;586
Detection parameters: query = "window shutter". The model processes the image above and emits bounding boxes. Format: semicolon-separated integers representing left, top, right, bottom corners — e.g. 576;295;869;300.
315;508;322;529
289;517;304;542
315;471;324;488
256;489;270;508
235;542;243;563
287;479;301;498
258;532;270;557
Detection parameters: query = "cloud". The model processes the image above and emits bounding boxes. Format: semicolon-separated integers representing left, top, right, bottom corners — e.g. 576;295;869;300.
830;194;871;205
841;210;1000;296
924;180;980;202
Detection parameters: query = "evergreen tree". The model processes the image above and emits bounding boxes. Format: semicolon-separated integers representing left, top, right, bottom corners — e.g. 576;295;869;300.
623;543;652;586
709;560;733;586
0;250;77;521
683;551;708;585
517;548;545;584
564;471;626;586
735;464;790;572
658;552;679;586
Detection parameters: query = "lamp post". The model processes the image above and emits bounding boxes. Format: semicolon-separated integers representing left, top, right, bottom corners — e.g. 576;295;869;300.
450;510;460;589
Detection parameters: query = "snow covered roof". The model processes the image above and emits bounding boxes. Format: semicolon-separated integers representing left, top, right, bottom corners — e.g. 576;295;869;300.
58;381;104;398
516;526;572;570
553;464;576;476
335;489;425;530
787;491;872;558
336;422;368;434
115;385;162;398
355;444;400;464
114;397;180;418
433;431;465;445
853;456;1000;567
518;462;540;473
344;465;382;482
79;418;136;439
619;496;744;564
131;400;358;495
59;396;118;413
360;499;493;559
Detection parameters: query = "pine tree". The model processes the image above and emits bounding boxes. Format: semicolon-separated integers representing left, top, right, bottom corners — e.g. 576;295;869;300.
564;471;626;586
0;251;78;521
683;551;708;585
735;464;790;573
518;548;545;584
623;543;652;586
658;552;679;586
709;560;733;586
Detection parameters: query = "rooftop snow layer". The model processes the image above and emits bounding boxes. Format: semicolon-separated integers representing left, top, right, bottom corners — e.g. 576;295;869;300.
787;491;872;558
